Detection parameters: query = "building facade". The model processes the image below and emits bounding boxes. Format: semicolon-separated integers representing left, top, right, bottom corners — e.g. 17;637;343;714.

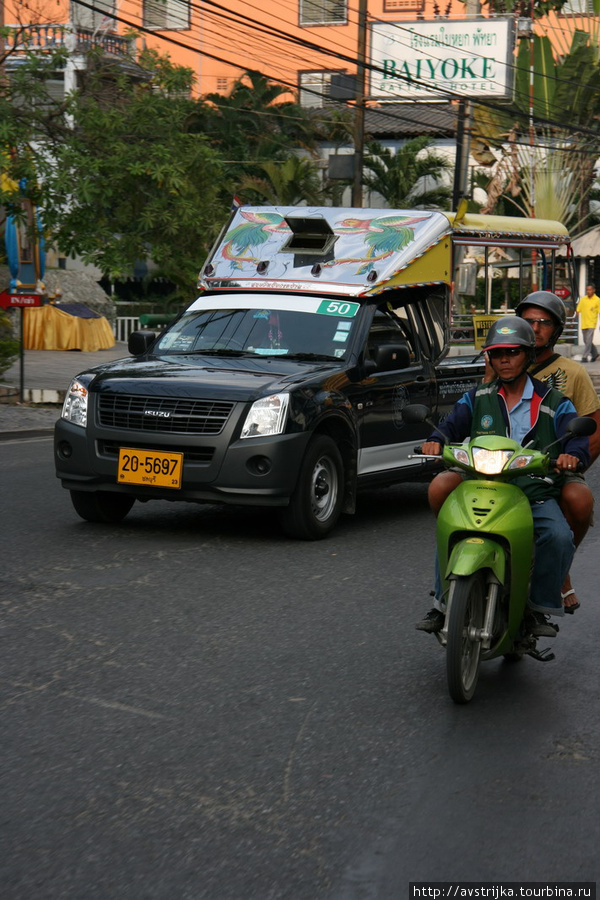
3;0;598;102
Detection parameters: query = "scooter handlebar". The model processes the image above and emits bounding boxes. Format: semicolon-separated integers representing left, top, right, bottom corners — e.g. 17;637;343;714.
548;458;584;473
412;446;442;456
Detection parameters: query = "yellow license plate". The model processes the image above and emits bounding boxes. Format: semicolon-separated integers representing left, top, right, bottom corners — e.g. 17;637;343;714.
117;448;183;489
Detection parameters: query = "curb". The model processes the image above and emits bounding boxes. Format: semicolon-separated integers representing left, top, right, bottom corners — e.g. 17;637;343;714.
0;428;55;441
0;388;66;404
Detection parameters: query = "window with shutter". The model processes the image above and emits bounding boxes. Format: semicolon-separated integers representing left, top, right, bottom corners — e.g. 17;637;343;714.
71;0;115;32
560;0;594;11
143;0;190;30
299;71;335;107
299;0;347;26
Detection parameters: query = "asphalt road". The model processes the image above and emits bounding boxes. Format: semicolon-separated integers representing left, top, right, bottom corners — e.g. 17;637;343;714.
2;435;599;900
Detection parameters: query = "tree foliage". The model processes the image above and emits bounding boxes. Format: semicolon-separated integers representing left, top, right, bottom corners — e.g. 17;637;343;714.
187;71;319;191
455;0;571;17
35;51;225;291
472;25;600;231
237;156;325;205
363;137;452;209
0;46;72;214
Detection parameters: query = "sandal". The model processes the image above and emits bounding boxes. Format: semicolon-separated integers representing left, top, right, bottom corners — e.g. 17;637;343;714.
561;589;581;614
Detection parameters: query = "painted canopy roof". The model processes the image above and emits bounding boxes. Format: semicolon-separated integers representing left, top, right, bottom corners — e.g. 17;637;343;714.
199;206;452;297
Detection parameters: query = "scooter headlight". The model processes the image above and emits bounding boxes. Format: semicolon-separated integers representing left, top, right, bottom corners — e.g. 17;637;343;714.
471;447;512;475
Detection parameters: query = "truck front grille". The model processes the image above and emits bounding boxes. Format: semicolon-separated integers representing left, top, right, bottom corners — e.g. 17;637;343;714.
99;441;214;464
97;394;235;435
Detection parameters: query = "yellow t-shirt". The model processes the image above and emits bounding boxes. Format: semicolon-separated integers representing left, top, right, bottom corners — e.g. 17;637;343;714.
530;354;600;415
576;294;600;330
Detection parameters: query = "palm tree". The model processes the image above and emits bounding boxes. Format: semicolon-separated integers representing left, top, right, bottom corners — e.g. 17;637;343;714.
237;155;325;205
192;71;317;165
472;23;600;232
362;137;452;210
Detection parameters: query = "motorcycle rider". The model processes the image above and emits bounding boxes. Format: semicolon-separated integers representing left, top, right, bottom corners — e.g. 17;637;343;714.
415;317;590;638
516;291;600;613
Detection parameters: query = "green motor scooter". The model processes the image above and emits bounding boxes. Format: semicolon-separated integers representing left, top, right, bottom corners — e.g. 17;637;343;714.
406;407;595;704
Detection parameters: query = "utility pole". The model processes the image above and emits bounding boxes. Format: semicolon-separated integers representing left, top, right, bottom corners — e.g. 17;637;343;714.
351;0;368;208
450;0;480;209
452;100;472;209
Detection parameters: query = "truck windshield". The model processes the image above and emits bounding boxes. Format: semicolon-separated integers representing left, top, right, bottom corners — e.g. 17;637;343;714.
154;297;360;360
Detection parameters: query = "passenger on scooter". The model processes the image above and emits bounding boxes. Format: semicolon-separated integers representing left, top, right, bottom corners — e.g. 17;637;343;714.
416;317;591;638
515;291;600;614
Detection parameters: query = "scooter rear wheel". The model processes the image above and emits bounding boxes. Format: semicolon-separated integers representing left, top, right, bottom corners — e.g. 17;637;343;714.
446;572;486;704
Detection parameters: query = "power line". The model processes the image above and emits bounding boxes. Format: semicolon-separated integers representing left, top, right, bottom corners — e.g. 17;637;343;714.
62;0;600;145
160;0;600;110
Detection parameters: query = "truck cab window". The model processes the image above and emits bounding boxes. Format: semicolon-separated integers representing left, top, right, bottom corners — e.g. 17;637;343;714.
367;309;416;363
418;291;448;361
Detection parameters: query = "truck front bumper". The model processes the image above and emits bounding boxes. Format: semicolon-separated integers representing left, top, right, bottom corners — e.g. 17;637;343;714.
54;419;312;507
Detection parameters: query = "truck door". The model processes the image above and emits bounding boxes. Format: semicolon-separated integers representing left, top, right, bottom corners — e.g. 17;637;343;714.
351;305;436;480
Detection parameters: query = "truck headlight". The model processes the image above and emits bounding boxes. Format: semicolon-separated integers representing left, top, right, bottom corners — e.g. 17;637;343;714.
61;377;92;427
241;393;289;439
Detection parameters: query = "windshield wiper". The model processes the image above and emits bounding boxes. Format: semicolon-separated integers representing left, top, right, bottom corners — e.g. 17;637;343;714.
286;352;340;362
186;348;248;357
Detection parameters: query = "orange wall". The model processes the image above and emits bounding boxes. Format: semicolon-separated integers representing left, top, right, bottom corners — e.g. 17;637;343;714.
5;0;598;100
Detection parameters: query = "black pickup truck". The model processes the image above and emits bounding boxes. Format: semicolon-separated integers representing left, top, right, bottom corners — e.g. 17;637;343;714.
55;205;528;539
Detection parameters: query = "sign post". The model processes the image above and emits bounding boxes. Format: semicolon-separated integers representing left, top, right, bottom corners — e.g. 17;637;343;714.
0;291;44;402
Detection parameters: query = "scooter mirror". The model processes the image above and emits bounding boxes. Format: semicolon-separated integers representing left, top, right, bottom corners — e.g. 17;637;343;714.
542;415;597;454
566;416;597;437
402;404;431;425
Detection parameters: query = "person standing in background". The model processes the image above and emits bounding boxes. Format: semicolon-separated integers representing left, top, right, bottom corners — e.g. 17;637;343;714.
577;284;600;363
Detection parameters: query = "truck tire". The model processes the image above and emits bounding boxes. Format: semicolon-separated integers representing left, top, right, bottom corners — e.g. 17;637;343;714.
70;490;135;524
280;434;344;540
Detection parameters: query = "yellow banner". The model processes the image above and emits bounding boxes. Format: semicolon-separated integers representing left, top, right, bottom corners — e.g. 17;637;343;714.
473;315;501;350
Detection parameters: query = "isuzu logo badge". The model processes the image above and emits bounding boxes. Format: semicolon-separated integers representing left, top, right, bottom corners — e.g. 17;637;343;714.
145;409;171;417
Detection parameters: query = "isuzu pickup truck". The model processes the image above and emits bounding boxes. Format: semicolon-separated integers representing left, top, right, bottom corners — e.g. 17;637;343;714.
54;205;573;538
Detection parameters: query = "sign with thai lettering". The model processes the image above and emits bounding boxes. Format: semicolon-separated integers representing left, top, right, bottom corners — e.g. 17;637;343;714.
7;292;43;307
369;19;514;101
0;290;43;308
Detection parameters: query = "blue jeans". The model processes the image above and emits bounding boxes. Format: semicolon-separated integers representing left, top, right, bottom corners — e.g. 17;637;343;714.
433;498;573;618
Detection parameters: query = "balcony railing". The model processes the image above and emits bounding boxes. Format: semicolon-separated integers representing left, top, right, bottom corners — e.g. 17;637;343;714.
4;23;135;58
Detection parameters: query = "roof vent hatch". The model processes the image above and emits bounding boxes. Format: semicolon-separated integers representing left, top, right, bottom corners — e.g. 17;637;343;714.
281;216;338;257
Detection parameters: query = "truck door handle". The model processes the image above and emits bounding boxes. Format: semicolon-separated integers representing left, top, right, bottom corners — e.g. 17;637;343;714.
415;375;429;383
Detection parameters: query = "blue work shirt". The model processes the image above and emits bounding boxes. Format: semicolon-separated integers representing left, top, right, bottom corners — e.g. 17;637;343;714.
500;379;534;445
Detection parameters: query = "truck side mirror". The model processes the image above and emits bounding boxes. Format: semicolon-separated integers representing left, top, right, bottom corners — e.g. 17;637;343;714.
372;342;411;372
128;330;156;356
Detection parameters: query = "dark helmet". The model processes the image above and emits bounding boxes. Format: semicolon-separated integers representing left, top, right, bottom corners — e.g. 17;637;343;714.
482;316;536;352
483;316;536;383
516;290;566;347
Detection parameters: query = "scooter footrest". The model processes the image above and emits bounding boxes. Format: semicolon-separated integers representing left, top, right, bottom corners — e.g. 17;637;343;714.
527;646;556;662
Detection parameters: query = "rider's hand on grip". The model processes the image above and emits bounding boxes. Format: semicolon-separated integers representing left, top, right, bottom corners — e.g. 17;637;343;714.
420;440;443;457
553;453;582;473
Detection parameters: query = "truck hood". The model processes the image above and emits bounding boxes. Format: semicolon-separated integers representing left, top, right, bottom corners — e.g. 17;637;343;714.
85;353;341;402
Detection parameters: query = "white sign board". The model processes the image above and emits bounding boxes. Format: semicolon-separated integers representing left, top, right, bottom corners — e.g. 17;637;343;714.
369;19;513;101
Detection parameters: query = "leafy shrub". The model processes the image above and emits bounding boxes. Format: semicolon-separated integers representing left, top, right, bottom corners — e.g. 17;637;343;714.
0;312;19;377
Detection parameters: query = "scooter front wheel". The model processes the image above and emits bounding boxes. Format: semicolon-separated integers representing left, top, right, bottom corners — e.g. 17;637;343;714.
446;572;486;704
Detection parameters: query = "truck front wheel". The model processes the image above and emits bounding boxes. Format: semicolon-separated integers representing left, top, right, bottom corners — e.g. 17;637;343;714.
280;435;344;540
70;490;135;524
